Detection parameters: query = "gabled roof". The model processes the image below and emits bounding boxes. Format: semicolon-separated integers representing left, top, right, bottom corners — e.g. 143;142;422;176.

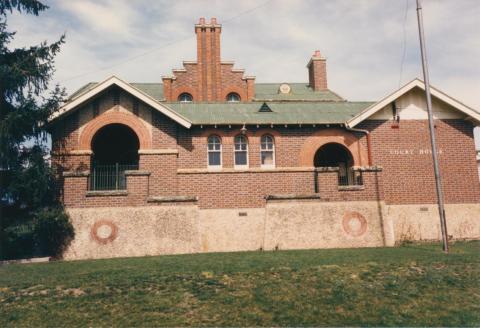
50;76;192;128
347;78;480;127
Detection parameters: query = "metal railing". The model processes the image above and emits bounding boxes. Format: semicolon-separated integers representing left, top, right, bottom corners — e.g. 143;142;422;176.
338;169;363;186
89;163;138;191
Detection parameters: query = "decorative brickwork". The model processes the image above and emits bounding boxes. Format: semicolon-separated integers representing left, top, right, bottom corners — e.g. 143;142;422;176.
162;18;254;102
79;111;152;151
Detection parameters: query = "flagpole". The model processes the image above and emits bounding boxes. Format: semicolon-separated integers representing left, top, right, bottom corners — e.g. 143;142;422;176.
416;0;449;253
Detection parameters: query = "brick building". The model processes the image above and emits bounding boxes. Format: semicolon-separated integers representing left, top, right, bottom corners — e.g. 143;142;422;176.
48;18;480;260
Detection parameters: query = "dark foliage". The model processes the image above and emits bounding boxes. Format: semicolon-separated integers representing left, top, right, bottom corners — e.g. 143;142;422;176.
0;0;73;260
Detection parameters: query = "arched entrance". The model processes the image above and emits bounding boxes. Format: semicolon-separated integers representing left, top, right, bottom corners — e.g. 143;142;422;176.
314;143;360;186
90;124;139;190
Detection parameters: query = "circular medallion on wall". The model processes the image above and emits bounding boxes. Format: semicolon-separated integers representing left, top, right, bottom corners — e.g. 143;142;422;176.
278;83;291;94
91;220;118;245
342;211;367;237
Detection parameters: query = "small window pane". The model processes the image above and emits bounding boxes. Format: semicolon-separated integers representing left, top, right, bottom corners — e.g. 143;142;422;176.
208;152;221;166
178;93;193;103
208;136;221;151
261;151;274;165
235;151;247;165
227;93;240;102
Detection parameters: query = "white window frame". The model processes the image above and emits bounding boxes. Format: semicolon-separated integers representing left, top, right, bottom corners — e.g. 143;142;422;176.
178;93;193;103
260;134;275;169
226;92;241;103
234;135;249;169
207;135;222;170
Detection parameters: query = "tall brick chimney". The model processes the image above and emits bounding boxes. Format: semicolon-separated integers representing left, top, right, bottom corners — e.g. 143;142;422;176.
195;17;222;102
307;50;327;91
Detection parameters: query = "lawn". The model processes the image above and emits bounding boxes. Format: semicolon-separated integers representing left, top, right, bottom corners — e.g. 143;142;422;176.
1;241;479;327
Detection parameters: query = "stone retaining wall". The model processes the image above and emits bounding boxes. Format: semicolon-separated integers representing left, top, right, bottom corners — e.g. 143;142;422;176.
63;202;480;260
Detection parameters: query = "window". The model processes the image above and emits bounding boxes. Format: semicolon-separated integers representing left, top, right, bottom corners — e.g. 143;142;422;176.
226;92;240;103
207;135;222;168
260;134;275;168
178;93;193;103
234;135;248;168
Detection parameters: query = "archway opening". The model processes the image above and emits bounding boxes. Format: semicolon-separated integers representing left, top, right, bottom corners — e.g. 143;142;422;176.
90;124;139;190
314;143;360;186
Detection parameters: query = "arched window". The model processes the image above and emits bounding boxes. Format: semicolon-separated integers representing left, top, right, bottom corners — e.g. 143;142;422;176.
207;135;222;168
260;134;275;168
226;92;240;103
178;93;193;103
234;135;248;168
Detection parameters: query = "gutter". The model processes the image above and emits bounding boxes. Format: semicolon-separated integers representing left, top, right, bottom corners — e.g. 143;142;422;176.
345;124;372;166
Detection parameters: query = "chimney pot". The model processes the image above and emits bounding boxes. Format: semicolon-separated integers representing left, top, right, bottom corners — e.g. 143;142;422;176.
313;50;321;57
211;17;217;24
199;17;205;24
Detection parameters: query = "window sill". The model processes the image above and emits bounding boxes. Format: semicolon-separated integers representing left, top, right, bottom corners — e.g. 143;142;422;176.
86;190;128;197
338;185;365;191
260;165;276;170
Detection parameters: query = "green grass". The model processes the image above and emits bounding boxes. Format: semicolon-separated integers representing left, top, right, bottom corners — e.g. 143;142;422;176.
1;241;479;327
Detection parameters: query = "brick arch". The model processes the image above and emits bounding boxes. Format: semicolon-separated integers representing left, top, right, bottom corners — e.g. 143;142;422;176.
172;86;198;102
298;128;367;167
252;128;282;146
79;112;152;151
221;86;247;102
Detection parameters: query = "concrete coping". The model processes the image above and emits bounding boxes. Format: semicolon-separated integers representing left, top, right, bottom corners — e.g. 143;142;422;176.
0;257;51;266
338;185;365;191
52;150;93;156
178;167;315;174
265;193;322;201
147;195;198;203
63;170;90;177
352;166;383;172
314;167;339;172
86;190;128;197
138;149;179;155
124;170;151;176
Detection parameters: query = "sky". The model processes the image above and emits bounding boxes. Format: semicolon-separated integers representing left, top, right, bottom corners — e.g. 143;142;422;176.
6;0;480;148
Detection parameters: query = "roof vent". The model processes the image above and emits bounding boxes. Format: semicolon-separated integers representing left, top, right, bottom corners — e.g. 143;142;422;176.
259;102;272;112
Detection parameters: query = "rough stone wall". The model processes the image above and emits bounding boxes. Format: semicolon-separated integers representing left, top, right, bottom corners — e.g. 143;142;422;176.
264;201;387;250
359;119;480;204
63;205;201;260
62;200;480;260
387;203;480;242
198;208;265;253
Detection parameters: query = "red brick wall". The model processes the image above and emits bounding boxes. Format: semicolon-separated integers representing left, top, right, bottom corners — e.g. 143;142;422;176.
178;171;314;208
63;174;149;208
316;171;384;202
358;119;480;204
53;98;479;209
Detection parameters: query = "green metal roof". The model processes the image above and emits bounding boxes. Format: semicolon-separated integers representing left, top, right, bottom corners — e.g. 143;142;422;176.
167;102;373;125
67;81;370;125
69;82;344;102
254;83;344;101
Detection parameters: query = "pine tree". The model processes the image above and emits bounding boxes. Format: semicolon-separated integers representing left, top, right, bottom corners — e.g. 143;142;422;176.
0;0;73;259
